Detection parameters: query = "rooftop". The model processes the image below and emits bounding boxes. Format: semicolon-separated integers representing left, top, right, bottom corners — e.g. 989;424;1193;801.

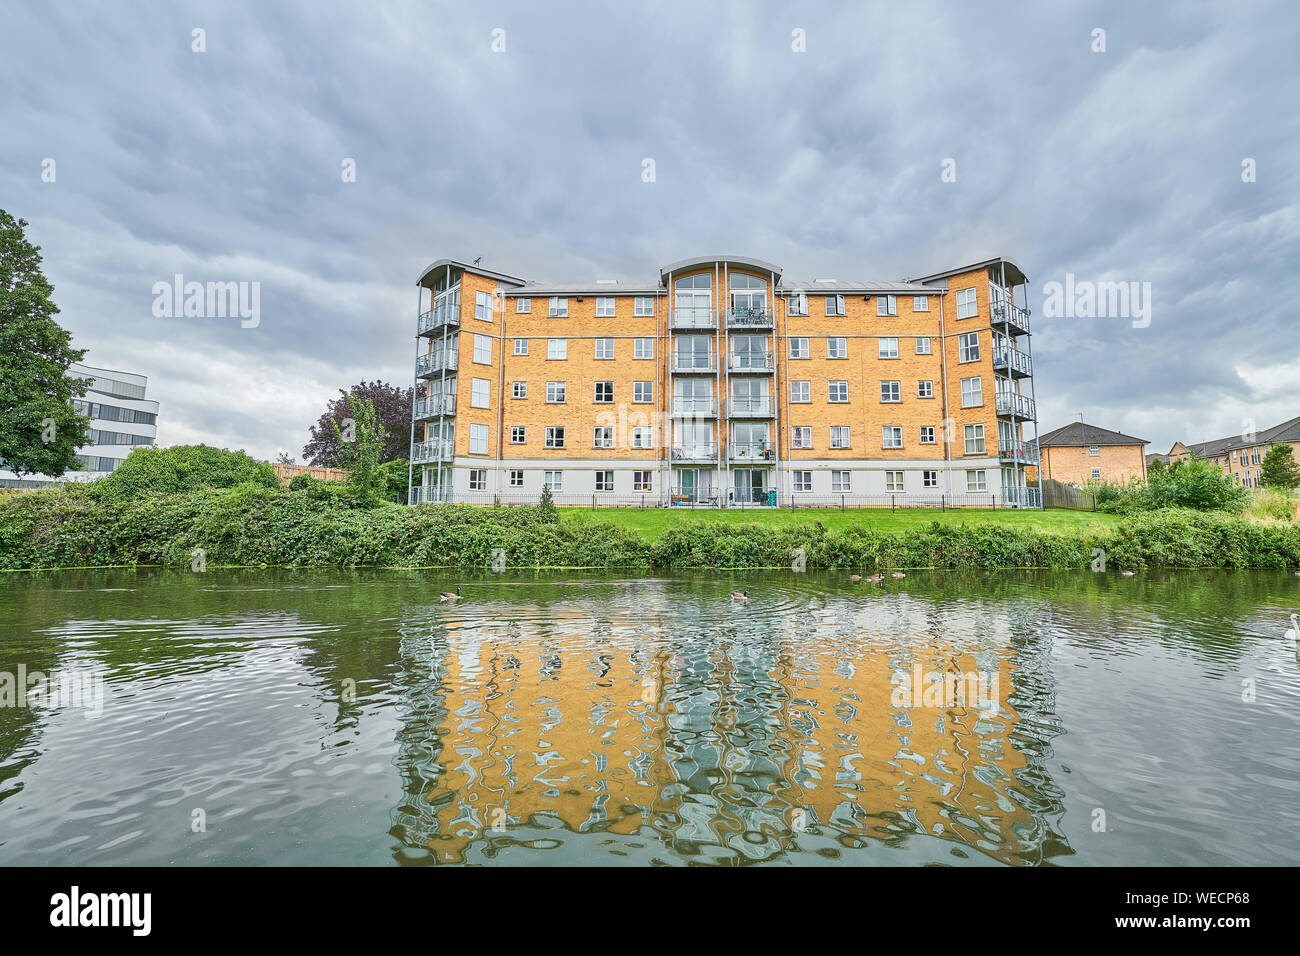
1038;421;1149;448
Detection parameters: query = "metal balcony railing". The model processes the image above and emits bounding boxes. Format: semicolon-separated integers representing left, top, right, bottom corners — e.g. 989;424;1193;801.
417;300;460;335
728;352;775;372
992;346;1033;378
728;396;774;417
725;308;774;328
997;438;1040;464
728;441;775;461
995;391;1036;420
413;394;456;419
672;397;717;416
416;350;459;378
672;352;717;373
991;299;1031;336
670;442;718;461
670;309;717;330
411;439;454;463
1001;486;1043;509
411;485;451;505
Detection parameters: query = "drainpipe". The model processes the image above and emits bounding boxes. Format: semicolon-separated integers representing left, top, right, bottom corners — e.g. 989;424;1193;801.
939;288;951;497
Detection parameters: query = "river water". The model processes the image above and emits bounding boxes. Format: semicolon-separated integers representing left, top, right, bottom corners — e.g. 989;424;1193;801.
0;568;1296;866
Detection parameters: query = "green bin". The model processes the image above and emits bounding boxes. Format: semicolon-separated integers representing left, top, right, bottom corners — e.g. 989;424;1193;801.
766;489;777;507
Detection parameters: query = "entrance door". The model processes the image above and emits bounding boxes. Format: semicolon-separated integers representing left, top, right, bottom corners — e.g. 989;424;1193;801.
732;469;766;503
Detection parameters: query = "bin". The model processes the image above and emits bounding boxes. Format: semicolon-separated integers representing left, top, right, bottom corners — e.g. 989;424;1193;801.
766;489;777;507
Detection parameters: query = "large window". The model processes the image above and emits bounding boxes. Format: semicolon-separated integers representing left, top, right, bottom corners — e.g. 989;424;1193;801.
595;297;616;318
964;423;985;455
956;287;977;319
958;331;980;363
469;424;489;455
961;376;983;408
473;333;492;365
880;380;901;403
471;377;490;409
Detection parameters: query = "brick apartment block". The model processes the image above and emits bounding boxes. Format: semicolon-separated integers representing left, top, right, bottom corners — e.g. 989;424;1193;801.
409;255;1041;507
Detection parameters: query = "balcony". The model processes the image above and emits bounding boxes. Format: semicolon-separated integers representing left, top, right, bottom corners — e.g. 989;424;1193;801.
411;439;454;464
725;307;774;329
728;352;775;373
416;350;458;378
670;309;717;330
997;438;1040;465
671;397;717;417
995;391;1036;421
413;394;456;420
670;442;718;462
728;396;774;417
728;441;775;462
1001;486;1042;509
991;299;1031;336
417;302;460;336
672;352;717;373
411;485;450;505
992;345;1033;379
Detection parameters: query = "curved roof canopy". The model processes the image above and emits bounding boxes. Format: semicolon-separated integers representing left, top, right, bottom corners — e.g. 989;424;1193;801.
659;255;783;282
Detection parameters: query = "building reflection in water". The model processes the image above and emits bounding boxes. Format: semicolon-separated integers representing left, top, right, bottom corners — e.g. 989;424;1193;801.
389;586;1068;865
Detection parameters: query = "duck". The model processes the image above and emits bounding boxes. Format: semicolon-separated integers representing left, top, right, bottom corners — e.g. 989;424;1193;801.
865;574;884;584
1120;570;1135;577
731;590;749;602
890;572;906;579
439;587;462;602
848;574;862;582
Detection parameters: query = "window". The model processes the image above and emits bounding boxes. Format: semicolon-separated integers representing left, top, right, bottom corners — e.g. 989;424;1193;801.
913;296;929;312
512;381;527;399
964;423;985;455
547;338;567;360
828;336;847;359
469;468;487;491
967;470;987;492
916;336;932;354
885;471;904;492
545;427;565;449
473;333;492;364
960;376;983;408
876;294;897;317
474;291;493;321
918;380;934;399
510;426;526;444
792;426;811;449
515;297;531;314
543;470;563;491
634;296;655;317
882;426;903;449
880;381;901;403
825;295;845;316
956;287;977;319
832;470;851;493
878;337;899;359
829;381;848;403
593;428;614;449
546;381;566;403
1091;467;1102;480
509;469;524;487
789;337;809;359
790;380;810;403
788;294;808;316
632;427;654;449
594;337;615;359
633;381;653;403
469;424;489;455
920;425;936;445
922;470;939;488
513;338;529;356
634;337;654;359
793;470;812;492
471;377;491;409
593;470;615;492
596;297;616;318
594;381;614;403
549;296;568;317
633;471;653;492
958;331;980;363
830;426;850;449
1089;445;1100;456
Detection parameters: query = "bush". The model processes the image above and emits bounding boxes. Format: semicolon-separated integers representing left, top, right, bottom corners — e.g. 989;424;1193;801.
287;473;314;492
98;445;278;499
1097;458;1246;514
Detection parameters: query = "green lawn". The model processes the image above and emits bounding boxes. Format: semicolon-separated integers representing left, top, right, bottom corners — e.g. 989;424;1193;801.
562;506;1119;540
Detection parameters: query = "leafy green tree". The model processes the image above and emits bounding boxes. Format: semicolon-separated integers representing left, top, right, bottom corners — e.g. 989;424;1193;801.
304;381;411;466
1148;456;1246;511
539;482;556;521
0;210;90;476
332;391;386;502
1148;457;1166;476
99;445;278;498
1260;444;1299;491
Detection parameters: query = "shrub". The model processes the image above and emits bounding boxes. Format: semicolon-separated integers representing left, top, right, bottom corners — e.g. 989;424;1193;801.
97;445;278;499
287;474;314;492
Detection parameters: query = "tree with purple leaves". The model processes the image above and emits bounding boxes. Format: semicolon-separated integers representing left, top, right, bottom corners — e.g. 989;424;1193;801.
303;380;412;466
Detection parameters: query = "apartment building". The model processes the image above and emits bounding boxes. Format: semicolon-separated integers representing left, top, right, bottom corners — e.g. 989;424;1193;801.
0;363;159;488
1036;422;1148;485
408;255;1041;507
1186;415;1300;488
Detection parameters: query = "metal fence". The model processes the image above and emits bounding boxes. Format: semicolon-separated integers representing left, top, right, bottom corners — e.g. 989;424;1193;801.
410;491;1044;510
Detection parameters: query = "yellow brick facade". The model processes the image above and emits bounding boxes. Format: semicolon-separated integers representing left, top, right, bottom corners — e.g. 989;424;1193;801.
1040;443;1147;485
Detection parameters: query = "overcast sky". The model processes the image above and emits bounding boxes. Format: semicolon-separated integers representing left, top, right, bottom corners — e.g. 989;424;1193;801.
2;0;1296;460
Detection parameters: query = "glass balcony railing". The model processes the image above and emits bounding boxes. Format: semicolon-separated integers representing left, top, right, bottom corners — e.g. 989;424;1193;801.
411;439;454;463
672;397;717;416
670;309;717;330
992;346;1033;378
416;351;459;378
413;394;456;419
725;307;773;328
1001;486;1042;508
991;299;1031;335
995;391;1036;420
997;438;1040;464
728;352;774;372
417;300;460;335
670;442;717;461
728;396;773;417
672;352;717;373
728;441;774;461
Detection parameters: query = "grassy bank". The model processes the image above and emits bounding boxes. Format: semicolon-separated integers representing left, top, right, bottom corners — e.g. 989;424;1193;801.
1;483;1297;572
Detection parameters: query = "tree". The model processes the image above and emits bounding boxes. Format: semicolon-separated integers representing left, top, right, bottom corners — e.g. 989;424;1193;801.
303;380;411;466
1260;444;1299;491
1148;457;1166;476
275;451;296;465
332;391;386;502
99;445;278;498
0;210;90;476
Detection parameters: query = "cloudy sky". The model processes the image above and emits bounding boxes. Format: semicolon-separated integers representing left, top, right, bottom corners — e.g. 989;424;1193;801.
2;0;1296;460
